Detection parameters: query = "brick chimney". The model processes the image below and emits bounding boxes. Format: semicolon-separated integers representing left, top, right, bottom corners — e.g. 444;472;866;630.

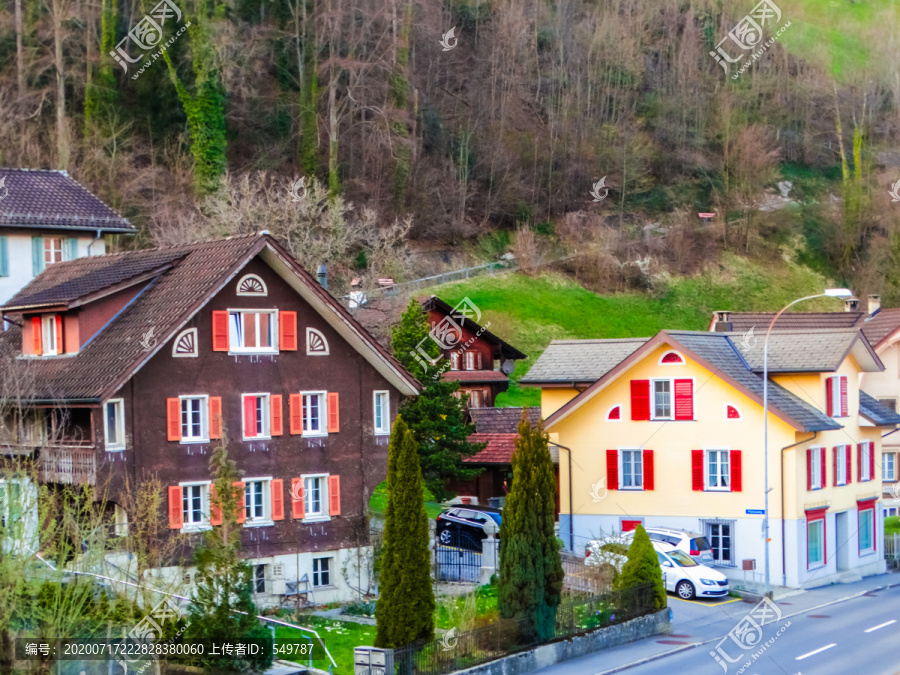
868;294;881;315
844;297;860;312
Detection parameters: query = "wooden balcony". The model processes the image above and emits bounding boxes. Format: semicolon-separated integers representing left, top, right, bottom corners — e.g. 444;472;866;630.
38;444;97;486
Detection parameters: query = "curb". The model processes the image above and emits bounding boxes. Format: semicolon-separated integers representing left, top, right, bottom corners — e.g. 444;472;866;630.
590;580;900;675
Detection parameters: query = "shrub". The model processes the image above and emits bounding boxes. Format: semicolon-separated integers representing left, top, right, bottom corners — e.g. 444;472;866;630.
613;525;666;610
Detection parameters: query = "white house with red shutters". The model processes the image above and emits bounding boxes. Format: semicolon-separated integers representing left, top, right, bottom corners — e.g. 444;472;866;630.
521;329;900;589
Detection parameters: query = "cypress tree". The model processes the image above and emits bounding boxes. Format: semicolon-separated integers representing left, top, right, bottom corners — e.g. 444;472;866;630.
374;416;435;648
498;413;564;642
613;524;666;610
391;299;439;381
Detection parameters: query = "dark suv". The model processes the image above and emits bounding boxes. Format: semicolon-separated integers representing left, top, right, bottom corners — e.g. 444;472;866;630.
436;506;502;549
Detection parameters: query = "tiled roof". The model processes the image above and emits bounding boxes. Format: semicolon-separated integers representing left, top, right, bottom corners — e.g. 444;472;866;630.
420;296;527;360
0;168;133;232
0;235;420;401
521;338;648;384
469;407;542;433
731;328;877;373
441;370;509;383
859;391;900;426
464;434;518;464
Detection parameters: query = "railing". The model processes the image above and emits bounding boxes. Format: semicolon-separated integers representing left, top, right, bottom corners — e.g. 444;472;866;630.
561;551;612;595
886;533;900;567
38;446;96;485
393;583;655;675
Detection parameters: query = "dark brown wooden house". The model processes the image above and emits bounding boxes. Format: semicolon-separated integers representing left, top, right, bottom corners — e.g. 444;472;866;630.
0;234;420;604
421;296;526;408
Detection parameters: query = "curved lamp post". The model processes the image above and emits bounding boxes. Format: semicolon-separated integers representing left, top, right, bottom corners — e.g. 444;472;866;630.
762;288;853;597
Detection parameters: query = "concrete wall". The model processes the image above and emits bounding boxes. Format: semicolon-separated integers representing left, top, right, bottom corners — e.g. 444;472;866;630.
452;608;670;675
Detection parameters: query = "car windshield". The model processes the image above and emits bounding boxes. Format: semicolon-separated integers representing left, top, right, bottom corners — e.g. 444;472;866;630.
692;536;712;551
667;549;699;567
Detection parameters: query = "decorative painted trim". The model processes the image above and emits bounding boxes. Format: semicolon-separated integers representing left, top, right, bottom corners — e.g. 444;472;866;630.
306;327;329;355
658;350;685;365
725;404;741;420
236;274;268;296
606;405;622;421
172;328;199;358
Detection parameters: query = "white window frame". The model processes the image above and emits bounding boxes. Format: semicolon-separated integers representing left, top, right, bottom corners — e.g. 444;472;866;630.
828;375;847;418
236;274;268;297
312;556;333;588
373;391;390;435
180;481;211;532
243;477;273;527
242;393;271;440
253;564;267;593
807;517;825;568
464;351;476;370
705;520;735;567
809;447;824;490
179;395;209;444
705;449;731;491
104;398;125;451
227;309;278;355
41;315;59;356
651;378;673;420
44;238;63;265
301;391;327;437
860;442;872;483
859;507;875;555
619;449;643;490
606;405;622;422
724;404;742;420
468;389;483;408
836;445;848;486
883;452;896;482
302;473;331;523
658;350;685;365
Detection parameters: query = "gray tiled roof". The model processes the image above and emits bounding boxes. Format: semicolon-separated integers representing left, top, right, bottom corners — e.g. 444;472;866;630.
0;168;134;232
730;329;861;372
668;331;841;432
715;309;900;349
859;391;900;426
521;338;648;384
469;407;542;433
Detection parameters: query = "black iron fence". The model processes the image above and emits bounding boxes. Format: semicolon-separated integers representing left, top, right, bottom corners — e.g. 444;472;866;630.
393;583;656;675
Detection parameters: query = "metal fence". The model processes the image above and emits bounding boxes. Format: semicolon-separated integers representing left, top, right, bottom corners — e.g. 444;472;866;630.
393;583;655;675
886;533;900;568
561;551;610;595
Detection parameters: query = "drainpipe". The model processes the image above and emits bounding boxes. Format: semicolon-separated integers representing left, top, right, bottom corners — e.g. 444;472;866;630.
550;441;574;552
781;431;817;588
86;228;102;256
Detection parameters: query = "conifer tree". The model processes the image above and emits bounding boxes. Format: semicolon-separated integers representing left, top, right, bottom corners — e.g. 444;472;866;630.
374;416;435;648
613;524;666;610
497;414;563;642
391;299;439;381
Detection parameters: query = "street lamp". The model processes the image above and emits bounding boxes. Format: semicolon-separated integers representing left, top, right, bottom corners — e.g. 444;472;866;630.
762;288;853;598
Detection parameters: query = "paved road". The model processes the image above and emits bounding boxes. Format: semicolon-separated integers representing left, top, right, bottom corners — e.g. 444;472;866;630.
533;574;900;675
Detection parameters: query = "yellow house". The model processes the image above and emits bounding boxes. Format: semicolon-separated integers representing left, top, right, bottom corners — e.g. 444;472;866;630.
521;329;900;590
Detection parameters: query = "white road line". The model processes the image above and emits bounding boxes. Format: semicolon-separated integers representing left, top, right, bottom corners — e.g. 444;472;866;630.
795;644;836;660
864;619;896;633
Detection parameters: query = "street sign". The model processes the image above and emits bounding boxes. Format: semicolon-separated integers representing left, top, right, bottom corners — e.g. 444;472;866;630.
745;509;765;515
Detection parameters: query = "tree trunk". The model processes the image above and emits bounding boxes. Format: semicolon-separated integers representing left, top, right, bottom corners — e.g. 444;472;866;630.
53;0;70;169
15;0;25;99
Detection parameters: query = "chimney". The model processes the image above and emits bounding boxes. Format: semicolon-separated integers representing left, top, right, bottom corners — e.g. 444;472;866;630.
868;294;881;315
714;311;733;332
844;297;859;312
317;264;328;290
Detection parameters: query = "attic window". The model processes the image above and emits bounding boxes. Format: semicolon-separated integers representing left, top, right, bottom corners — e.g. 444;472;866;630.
172;328;198;358
607;405;622;421
237;274;267;296
726;405;741;420
659;351;684;364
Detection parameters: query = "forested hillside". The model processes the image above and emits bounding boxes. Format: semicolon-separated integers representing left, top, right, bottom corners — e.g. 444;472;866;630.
1;0;899;298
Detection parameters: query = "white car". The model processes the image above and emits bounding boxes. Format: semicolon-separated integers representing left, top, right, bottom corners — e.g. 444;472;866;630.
585;540;729;601
593;527;715;564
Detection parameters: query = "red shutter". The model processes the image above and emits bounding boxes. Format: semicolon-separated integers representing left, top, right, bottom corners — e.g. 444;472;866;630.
606;450;619;490
328;475;341;516
209;484;222;526
233;481;246;523
840;377;848;417
55;315;63;353
807;449;812;490
291;478;305;519
870;442;876;481
168;486;183;529
32;317;42;355
289;394;302;434
270;395;283;436
630;380;650;420
825;377;834;417
476;351;483;369
730;450;742;492
643;450;654;490
833;447;838;486
166;398;181;441
821;447;826;487
209;397;222;440
622;520;641;532
212;311;229;351
327;392;340;433
674;379;693;420
279;311;298;351
857;443;862;482
243;396;257;438
271;479;285;520
846;444;852;484
691;450;704;491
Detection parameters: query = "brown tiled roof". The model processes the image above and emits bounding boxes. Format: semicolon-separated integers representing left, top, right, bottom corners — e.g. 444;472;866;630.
0;168;133;232
464;433;518;464
420;296;527;360
441;370;509;383
0;235;420;401
469;407;542;433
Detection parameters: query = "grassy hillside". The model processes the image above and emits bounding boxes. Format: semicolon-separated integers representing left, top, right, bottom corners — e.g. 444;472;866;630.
431;253;840;407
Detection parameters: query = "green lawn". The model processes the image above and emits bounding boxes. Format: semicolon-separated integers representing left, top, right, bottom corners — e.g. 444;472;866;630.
427;253;835;407
368;480;445;519
274;614;375;672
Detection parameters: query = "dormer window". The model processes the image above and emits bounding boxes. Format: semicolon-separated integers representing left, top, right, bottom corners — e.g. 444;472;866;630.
30;315;62;356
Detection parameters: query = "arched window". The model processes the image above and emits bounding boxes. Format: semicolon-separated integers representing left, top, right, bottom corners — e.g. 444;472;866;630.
659;351;685;364
726;404;741;420
236;274;267;296
607;405;622;421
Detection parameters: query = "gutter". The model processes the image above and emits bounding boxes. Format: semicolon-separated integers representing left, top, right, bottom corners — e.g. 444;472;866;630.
86;227;103;256
781;431;817;588
549;441;574;551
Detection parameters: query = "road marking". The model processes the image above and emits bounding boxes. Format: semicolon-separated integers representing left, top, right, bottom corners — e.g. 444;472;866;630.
795;644;836;660
864;619;896;633
674;596;740;607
